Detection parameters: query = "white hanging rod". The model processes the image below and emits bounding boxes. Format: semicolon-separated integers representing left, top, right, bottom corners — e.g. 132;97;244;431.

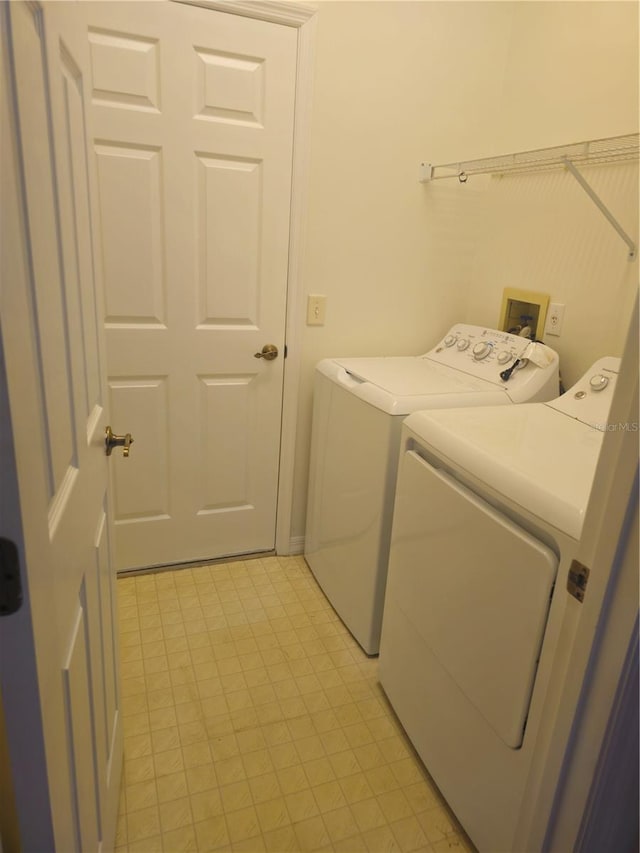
420;133;638;260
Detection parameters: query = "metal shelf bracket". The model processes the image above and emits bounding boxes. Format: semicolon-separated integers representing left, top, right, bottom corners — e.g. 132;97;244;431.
561;157;636;260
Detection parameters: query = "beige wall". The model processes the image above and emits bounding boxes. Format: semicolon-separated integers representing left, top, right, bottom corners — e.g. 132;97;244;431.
290;0;639;544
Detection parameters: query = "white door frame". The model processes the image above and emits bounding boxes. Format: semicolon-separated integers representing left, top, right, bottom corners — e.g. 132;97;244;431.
175;0;318;556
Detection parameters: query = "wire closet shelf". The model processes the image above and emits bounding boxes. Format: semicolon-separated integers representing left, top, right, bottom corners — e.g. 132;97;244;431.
421;133;639;181
420;133;639;260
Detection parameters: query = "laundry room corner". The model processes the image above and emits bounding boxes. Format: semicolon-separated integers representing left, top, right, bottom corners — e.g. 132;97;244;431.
287;0;639;551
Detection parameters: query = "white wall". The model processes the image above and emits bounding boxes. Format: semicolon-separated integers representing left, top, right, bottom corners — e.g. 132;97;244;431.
290;0;639;544
464;0;639;388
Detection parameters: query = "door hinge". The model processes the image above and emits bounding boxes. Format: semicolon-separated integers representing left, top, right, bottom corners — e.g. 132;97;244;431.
284;343;288;358
567;559;590;603
0;537;23;616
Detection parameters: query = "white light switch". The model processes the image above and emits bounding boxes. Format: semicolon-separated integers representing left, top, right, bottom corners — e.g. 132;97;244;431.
307;294;327;326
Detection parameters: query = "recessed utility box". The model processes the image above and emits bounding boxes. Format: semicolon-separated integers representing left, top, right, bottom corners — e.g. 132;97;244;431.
499;288;550;340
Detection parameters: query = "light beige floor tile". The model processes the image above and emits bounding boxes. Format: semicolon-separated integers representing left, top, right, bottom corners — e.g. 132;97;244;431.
390;758;427;787
292;814;331;851
176;701;203;725
225;805;261;843
127;804;161;843
296;734;326;763
323;805;360;844
431;833;474;852
277;764;309;795
391;814;431;852
417;806;458;845
194;816;229;853
362;823;402;852
339;773;373;803
153;746;184;777
262;825;299;852
351;797;387;834
126;779;158;812
162;824;199;852
129;834;164;853
232;834;267;852
354;743;387;772
183;741;213;770
157;770;189;803
151;725;181;754
366;765;401;797
248;771;282;805
160;796;194;833
190;789;224;823
312;779;348;814
304;756;336;787
377;789;414;823
209;730;240;761
255;796;291;833
186;763;219;795
333;833;368;852
125;755;156;786
220;780;253;813
125;732;153;760
404;782;439;815
285;788;320;823
235;726;267;754
242;748;274;779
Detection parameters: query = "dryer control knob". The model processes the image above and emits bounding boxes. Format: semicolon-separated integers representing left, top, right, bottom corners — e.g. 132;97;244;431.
444;335;457;347
589;373;609;392
497;350;512;364
472;341;492;360
457;338;470;351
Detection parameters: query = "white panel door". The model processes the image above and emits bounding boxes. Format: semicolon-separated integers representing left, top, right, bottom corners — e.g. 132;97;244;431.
1;2;122;850
86;1;297;570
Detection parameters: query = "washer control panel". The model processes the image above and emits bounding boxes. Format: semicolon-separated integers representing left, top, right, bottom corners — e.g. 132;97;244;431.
547;357;622;427
422;324;560;403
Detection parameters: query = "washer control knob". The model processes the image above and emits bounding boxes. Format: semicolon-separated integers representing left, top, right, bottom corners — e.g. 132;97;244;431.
497;350;512;364
472;341;492;360
589;373;609;392
456;338;470;351
443;335;457;347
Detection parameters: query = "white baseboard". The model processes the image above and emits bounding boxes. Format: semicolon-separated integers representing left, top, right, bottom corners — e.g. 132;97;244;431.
282;536;305;556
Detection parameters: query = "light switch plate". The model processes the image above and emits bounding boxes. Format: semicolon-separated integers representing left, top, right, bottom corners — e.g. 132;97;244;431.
307;294;327;326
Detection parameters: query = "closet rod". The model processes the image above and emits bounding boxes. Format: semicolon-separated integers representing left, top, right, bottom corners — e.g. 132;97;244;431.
420;133;638;261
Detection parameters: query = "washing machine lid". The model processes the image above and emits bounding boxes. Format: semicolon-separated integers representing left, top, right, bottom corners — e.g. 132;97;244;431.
404;404;604;540
319;357;509;416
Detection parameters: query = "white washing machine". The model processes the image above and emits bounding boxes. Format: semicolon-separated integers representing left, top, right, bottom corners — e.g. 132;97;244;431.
304;323;559;655
378;356;621;852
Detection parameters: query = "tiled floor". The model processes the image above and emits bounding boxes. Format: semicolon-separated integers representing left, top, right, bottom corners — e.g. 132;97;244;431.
115;555;474;853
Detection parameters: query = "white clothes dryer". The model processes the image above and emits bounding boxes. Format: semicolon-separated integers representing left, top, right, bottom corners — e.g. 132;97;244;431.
304;324;559;655
378;357;621;852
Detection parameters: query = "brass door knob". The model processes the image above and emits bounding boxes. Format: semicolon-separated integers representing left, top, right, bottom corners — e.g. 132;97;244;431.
105;426;134;457
254;344;278;361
